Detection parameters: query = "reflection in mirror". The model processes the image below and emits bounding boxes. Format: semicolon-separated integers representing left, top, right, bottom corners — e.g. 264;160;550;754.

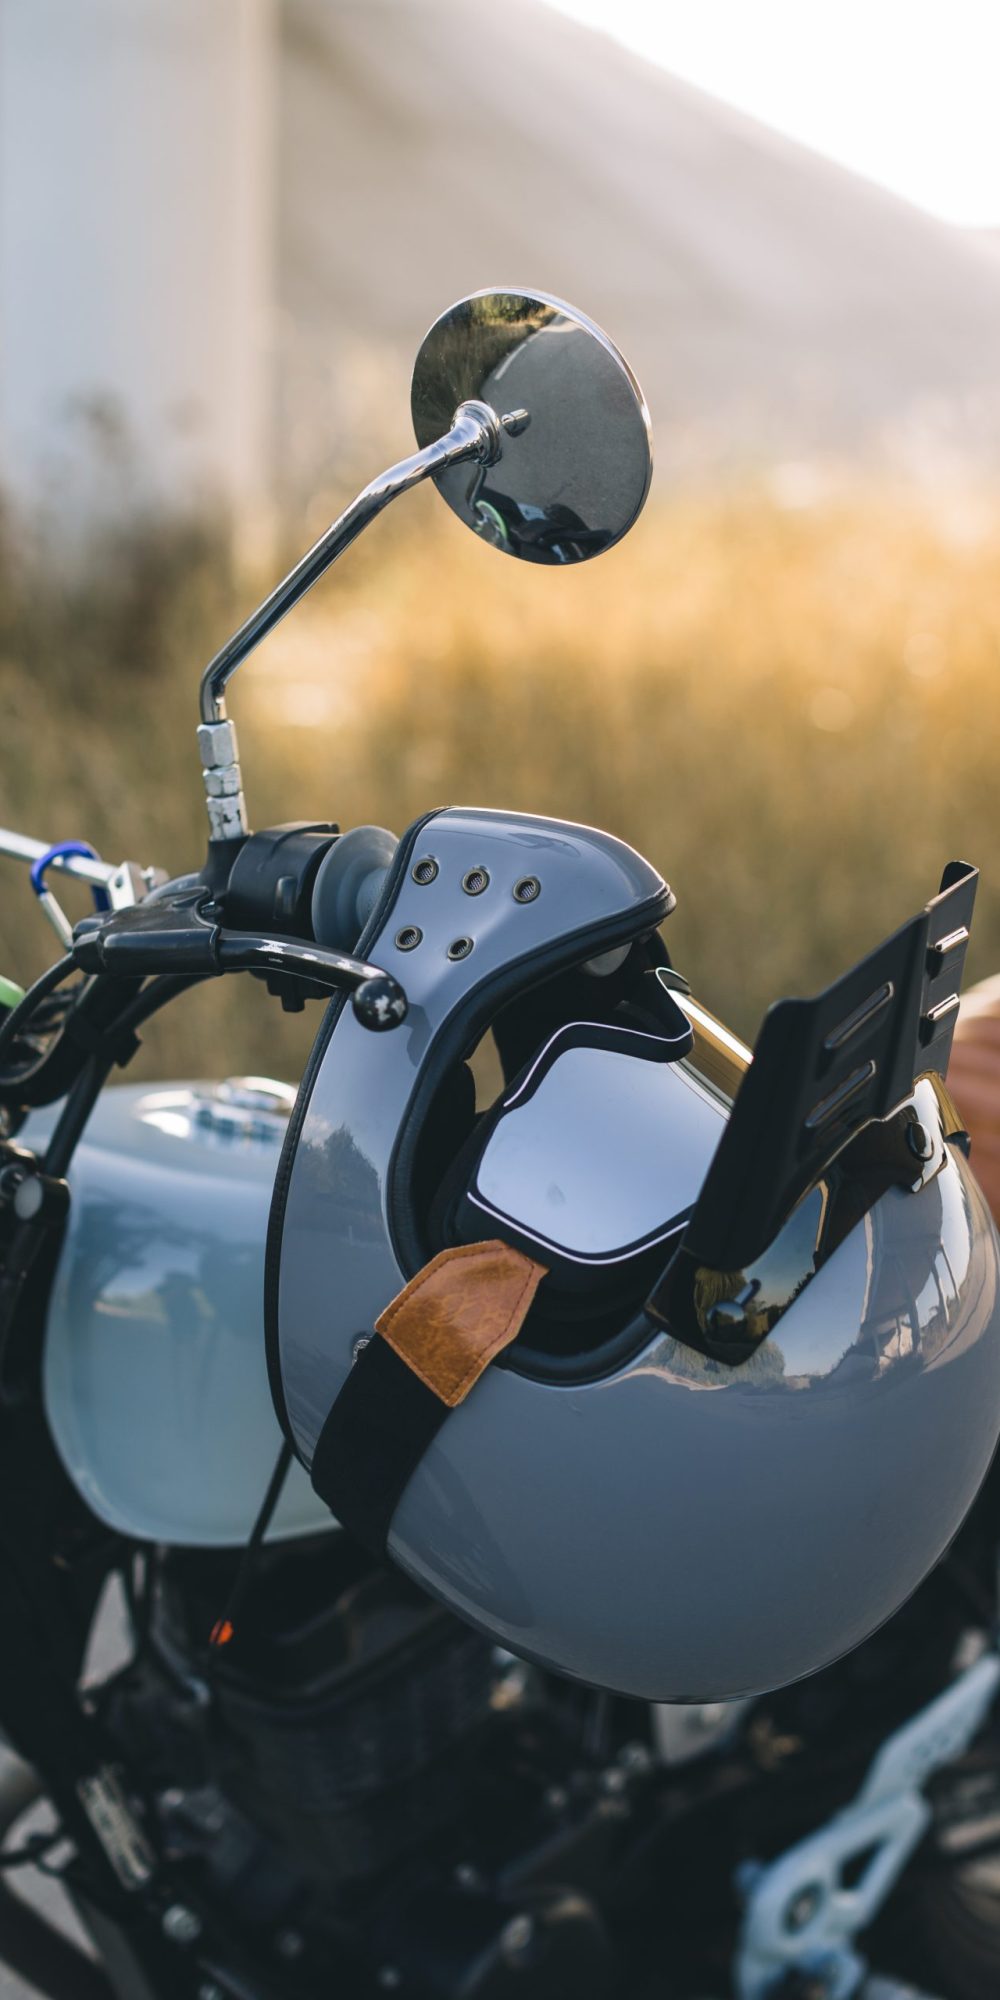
411;289;653;565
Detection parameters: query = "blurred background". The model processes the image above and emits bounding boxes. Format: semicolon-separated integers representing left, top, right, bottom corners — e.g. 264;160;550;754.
1;0;999;1085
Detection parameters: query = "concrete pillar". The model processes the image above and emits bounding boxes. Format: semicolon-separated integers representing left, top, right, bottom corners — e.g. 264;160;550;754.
0;0;276;521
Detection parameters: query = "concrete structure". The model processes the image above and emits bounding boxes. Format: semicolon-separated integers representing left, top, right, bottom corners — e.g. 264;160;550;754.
2;0;1000;520
0;0;275;518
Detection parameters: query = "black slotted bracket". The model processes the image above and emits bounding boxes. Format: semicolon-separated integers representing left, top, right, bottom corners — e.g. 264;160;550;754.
678;860;978;1275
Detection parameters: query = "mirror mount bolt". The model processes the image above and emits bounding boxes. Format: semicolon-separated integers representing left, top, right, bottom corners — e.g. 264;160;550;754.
452;398;505;467
198;719;249;843
501;407;531;438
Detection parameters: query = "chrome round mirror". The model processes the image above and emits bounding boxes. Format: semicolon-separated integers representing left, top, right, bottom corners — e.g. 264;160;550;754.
411;289;652;565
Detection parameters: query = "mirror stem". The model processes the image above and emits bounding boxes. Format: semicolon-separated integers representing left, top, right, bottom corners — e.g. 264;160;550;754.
197;401;507;844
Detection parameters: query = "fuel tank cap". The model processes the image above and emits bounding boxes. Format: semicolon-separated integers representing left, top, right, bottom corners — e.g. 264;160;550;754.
136;1077;295;1149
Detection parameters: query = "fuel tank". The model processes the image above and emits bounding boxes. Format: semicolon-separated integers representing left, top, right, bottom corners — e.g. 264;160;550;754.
33;1080;337;1547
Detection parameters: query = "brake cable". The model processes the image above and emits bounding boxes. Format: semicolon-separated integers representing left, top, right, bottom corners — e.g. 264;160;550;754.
0;955;78;1076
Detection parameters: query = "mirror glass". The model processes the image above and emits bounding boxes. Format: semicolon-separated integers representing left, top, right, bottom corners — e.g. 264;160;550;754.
411;289;653;564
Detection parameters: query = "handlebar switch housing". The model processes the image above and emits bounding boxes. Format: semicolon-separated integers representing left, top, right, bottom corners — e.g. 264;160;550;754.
221;824;339;939
73;887;220;977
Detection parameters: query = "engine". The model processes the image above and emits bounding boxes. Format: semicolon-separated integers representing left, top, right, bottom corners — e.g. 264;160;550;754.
101;1533;658;1998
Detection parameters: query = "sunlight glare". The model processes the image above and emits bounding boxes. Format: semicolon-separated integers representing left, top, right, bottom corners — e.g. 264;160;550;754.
542;0;1000;227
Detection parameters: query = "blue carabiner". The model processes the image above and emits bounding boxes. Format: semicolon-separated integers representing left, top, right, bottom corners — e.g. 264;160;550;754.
30;841;111;913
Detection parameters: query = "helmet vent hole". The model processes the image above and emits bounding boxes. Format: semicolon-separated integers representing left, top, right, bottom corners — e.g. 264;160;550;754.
513;876;541;903
411;857;439;885
462;867;490;896
447;936;474;962
395;925;423;951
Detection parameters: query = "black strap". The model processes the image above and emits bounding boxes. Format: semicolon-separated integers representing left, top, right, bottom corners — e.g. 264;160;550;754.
311;1334;451;1556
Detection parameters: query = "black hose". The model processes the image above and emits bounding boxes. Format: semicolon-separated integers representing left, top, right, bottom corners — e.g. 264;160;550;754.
43;975;205;1175
0;970;147;1111
0;955;77;1073
207;1440;294;1653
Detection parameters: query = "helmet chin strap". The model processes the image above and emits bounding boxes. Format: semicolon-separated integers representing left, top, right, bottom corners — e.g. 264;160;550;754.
310;1242;545;1558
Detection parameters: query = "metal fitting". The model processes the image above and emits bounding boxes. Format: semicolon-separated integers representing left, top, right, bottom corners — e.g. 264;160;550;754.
706;1296;750;1338
206;794;249;841
204;766;244;799
784;1884;823;1933
106;860;164;912
906;1120;934;1163
198;718;249;841
197;720;241;769
161;1902;202;1946
500;1913;536;1963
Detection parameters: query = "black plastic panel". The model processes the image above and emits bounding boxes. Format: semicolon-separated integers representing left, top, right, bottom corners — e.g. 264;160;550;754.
677;861;977;1274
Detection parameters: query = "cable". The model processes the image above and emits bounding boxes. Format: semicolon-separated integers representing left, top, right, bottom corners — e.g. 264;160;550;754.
0;955;77;1074
43;974;205;1175
208;1441;294;1652
0;971;148;1112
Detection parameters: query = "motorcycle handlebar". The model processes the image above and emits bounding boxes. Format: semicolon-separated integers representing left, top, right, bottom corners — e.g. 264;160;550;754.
71;894;408;1032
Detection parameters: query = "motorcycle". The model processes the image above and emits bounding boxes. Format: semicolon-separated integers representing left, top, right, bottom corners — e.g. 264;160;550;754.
0;288;999;2000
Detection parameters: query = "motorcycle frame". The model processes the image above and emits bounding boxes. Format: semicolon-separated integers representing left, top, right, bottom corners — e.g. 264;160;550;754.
0;966;306;2000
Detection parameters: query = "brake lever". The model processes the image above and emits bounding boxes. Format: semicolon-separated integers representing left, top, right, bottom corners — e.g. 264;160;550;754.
72;888;408;1031
216;933;407;1030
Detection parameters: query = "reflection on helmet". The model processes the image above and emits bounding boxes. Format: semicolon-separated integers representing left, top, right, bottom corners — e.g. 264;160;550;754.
471;486;611;564
267;809;1000;1700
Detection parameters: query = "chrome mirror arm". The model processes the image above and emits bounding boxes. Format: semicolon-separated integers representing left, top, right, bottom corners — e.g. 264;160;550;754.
196;400;516;844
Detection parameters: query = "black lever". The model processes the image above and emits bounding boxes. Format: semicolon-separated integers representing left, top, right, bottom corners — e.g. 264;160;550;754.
215;933;406;1030
646;859;978;1367
649;857;977;1345
72;888;407;1031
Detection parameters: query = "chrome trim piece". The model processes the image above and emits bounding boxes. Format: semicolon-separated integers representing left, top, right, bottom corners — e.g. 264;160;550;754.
197;717;247;843
0;828;125;891
195;402;506;838
735;1650;1000;2000
0;827;164;941
670;987;754;1065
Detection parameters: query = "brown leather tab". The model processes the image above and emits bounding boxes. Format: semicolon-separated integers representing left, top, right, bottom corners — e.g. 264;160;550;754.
374;1241;546;1407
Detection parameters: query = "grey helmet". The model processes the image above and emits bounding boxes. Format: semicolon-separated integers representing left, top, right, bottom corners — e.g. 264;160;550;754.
266;809;1000;1701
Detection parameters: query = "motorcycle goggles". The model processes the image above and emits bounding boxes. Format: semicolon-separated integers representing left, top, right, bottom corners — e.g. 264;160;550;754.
440;1015;729;1299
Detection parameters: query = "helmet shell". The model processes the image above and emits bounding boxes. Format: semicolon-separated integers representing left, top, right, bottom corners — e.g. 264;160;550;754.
386;1117;1000;1699
269;809;1000;1699
268;806;672;1458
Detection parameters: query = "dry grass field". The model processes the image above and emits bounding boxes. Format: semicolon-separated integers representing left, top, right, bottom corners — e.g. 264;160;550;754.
1;480;999;1090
